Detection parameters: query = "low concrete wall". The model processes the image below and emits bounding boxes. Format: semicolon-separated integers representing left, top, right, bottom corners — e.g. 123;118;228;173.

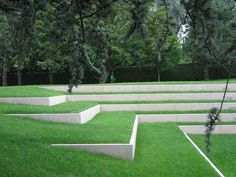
42;84;236;93
0;97;50;106
179;125;236;134
79;105;101;124
66;92;236;102
101;103;236;112
0;95;66;106
52;144;133;160
52;116;139;160
129;116;139;160
49;96;67;106
138;113;236;123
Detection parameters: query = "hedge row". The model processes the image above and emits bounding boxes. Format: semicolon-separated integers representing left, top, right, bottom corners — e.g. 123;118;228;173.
1;63;235;86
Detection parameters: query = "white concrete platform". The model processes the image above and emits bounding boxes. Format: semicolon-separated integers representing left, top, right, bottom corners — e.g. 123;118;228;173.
42;84;236;93
8;105;100;124
179;125;236;134
66;92;236;102
101;103;236;111
0;95;66;106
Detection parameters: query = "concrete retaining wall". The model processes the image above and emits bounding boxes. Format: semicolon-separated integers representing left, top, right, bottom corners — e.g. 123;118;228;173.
42;84;236;93
138;113;236;123
101;103;236;112
129;116;139;159
179;125;236;134
8;105;100;124
52;116;139;160
79;105;101;124
0;95;66;106
66;92;236;102
49;96;67;106
52;143;133;160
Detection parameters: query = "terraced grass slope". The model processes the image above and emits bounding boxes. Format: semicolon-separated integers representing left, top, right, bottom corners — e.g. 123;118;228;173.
0;114;218;177
0;101;98;114
0;81;236;176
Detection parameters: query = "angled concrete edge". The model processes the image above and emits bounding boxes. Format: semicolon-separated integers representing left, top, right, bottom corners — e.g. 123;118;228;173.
49;96;67;106
0;95;66;106
129;116;139;159
79;105;101;124
179;125;236;134
7;105;100;124
52;144;133;160
52;116;139;160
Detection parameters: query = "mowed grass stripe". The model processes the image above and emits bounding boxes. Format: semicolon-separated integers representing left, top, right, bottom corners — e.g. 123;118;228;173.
0;86;64;97
0;101;98;114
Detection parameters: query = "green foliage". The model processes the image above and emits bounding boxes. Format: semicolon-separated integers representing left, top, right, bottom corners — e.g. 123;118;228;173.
0;0;234;85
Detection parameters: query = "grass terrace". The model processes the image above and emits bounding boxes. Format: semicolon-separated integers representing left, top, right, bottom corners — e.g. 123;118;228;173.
0;81;235;177
190;135;236;177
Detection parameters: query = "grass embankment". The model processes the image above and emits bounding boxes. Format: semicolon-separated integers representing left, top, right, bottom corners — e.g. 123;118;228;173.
0;101;236;115
190;135;236;177
0;113;219;177
0;101;97;114
0;86;64;97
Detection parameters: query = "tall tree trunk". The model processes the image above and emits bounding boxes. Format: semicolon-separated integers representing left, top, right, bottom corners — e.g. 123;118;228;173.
157;65;161;82
2;57;8;86
17;69;22;85
204;65;209;80
48;68;54;84
17;51;25;86
99;63;108;84
157;52;162;82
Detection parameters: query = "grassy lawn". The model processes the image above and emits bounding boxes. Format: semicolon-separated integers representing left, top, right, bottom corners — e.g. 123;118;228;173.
190;134;236;177
0;112;219;177
0;84;234;176
0;86;64;97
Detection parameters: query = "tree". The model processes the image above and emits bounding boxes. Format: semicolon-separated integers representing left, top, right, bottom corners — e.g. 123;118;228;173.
0;13;13;86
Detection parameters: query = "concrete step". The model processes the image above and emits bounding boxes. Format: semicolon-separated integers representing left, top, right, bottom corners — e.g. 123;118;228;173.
137;113;236;123
42;83;236;93
101;103;236;111
67;92;236;102
0;95;66;106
